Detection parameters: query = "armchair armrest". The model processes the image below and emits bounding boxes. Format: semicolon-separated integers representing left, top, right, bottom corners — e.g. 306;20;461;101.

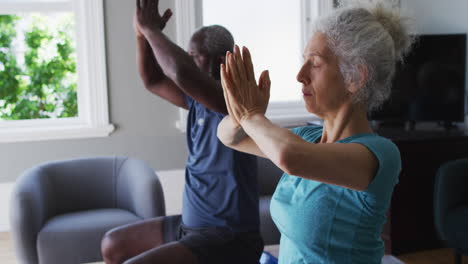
10;166;55;264
115;157;166;219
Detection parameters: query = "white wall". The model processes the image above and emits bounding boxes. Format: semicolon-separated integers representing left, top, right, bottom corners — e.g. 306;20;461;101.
402;0;468;34
0;183;14;231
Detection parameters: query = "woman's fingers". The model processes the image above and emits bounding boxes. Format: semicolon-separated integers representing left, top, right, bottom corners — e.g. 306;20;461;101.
225;51;230;75
242;47;255;82
227;51;241;86
221;63;241;119
259;70;271;93
233;45;248;82
221;64;236;122
258;70;271;113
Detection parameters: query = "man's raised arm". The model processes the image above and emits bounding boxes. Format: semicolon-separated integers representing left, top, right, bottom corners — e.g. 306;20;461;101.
135;0;227;114
134;7;187;109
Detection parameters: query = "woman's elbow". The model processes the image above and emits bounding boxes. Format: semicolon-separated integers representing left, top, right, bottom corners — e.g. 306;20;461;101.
216;122;233;147
275;146;299;176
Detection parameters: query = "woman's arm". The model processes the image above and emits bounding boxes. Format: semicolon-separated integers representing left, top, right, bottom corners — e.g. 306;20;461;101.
240;114;378;191
217;116;266;158
221;46;378;190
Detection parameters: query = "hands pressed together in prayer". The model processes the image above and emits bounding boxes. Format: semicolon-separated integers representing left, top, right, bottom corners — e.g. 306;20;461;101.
221;45;271;126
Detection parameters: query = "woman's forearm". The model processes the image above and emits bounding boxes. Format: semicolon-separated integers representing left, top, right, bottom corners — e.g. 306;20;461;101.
240;114;304;173
217;116;246;146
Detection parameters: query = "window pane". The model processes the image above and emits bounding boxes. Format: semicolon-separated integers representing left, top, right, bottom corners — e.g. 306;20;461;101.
202;0;303;103
0;13;77;120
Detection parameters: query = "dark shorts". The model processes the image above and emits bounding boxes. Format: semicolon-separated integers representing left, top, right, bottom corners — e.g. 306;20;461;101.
163;215;264;264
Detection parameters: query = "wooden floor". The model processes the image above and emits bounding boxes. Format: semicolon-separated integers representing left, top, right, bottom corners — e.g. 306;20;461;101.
1;232;466;264
398;248;468;264
0;232;17;264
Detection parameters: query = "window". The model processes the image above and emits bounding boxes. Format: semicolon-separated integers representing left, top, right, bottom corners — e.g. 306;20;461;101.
175;0;333;129
0;0;113;142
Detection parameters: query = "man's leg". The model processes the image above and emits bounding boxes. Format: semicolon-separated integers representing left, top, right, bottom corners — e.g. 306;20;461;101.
101;216;177;264
123;242;199;264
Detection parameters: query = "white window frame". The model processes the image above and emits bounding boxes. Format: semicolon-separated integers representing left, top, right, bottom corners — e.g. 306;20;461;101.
174;0;333;131
0;0;114;143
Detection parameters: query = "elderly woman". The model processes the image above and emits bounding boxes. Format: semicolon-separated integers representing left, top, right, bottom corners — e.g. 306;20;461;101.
217;1;413;263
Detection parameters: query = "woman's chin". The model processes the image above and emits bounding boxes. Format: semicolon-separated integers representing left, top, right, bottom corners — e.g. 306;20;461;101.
305;104;318;115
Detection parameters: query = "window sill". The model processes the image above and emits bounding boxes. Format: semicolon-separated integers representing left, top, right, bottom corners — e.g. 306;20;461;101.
175;108;323;133
268;113;323;128
0;120;115;143
265;101;323;128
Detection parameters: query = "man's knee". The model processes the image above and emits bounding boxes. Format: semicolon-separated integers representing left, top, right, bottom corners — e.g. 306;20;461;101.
101;229;127;263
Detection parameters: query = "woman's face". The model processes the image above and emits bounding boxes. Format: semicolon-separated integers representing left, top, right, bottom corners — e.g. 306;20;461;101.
296;32;350;117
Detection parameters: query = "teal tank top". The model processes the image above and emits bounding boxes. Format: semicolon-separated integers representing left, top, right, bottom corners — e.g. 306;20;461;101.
270;125;401;264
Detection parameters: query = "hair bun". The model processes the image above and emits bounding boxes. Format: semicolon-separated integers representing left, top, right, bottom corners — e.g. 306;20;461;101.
370;2;414;60
337;0;414;60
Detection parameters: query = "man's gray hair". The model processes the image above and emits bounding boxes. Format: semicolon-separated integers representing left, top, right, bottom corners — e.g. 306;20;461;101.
193;25;234;57
313;0;414;112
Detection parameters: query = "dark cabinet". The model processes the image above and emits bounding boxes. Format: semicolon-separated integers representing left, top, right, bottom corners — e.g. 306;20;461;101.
380;129;468;255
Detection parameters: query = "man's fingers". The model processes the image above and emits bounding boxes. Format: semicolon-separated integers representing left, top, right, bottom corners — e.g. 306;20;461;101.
153;0;160;12
242;46;255;82
162;9;173;23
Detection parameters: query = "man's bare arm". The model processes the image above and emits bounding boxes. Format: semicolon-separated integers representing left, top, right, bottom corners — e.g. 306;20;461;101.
136;35;187;109
135;0;227;114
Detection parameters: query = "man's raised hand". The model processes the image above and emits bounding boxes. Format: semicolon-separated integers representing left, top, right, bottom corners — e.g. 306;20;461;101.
135;0;173;36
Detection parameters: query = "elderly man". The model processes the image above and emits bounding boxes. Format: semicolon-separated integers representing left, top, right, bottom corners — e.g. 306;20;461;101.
100;1;263;264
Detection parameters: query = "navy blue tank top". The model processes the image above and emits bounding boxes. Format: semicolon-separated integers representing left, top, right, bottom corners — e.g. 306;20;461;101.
182;95;259;232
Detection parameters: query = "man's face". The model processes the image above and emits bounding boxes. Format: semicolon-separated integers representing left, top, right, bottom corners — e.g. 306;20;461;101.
188;35;211;74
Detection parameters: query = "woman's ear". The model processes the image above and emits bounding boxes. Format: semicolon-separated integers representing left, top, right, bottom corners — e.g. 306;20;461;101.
348;64;369;94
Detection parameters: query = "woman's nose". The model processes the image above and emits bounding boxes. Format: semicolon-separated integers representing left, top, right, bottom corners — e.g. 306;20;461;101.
296;64;309;85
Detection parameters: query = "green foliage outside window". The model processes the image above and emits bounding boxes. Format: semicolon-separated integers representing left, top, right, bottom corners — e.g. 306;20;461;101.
0;13;77;120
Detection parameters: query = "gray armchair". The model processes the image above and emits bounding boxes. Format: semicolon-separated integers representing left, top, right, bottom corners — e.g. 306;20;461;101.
9;156;165;264
434;158;468;264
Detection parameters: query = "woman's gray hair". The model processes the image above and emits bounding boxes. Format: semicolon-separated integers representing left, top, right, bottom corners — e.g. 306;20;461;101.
313;0;414;112
193;25;234;58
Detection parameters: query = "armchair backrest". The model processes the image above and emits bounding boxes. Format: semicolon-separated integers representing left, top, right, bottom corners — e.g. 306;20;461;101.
39;157;125;216
434;158;468;240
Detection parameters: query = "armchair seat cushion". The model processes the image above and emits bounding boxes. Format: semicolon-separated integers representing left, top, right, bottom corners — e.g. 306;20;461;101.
445;205;468;253
37;208;141;264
